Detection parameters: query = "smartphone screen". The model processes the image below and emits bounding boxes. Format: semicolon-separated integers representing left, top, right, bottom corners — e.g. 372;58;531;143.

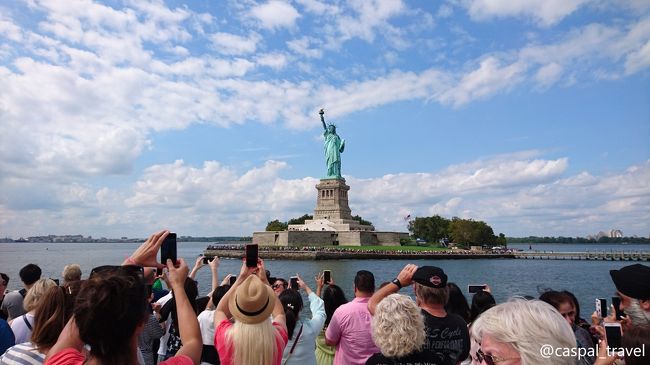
161;232;177;267
229;276;237;286
468;284;487;293
323;270;331;284
290;276;298;290
245;244;258;268
596;298;607;318
156;267;163;276
611;297;624;320
605;323;622;349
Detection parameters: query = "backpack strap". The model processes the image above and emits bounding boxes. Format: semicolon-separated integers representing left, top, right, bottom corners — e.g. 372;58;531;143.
19;288;27;298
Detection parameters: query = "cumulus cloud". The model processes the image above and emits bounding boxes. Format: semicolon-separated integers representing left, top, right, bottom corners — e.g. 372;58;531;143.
210;32;260;55
250;0;301;30
3;154;647;238
461;0;589;26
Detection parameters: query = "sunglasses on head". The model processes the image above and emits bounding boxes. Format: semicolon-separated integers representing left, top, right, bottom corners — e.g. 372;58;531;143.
90;265;145;282
476;349;519;365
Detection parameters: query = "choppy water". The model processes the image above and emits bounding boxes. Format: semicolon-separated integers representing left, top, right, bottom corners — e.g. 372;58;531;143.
1;242;647;318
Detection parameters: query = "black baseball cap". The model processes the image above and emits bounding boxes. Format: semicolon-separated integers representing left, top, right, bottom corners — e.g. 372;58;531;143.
413;266;448;288
610;264;650;300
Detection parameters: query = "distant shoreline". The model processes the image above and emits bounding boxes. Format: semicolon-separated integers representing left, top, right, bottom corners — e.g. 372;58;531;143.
204;247;515;261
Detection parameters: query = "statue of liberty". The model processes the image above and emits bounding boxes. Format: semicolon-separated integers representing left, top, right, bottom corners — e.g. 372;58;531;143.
319;108;345;179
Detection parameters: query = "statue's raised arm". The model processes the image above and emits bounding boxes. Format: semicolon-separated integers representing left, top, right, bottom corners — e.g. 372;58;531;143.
319;108;327;131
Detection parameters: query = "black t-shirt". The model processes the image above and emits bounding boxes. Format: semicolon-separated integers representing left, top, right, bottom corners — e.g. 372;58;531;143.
421;310;470;364
365;349;452;365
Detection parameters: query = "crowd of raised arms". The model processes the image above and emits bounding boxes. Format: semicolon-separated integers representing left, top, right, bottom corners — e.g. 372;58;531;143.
0;230;648;365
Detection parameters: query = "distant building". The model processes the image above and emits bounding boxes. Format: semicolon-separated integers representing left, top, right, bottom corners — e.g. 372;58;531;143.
610;229;623;238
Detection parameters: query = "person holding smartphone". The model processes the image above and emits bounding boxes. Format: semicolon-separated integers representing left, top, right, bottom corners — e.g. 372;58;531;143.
44;230;202;365
279;274;326;364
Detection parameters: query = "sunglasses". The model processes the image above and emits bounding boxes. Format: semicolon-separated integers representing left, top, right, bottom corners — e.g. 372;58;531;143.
476;349;519;365
271;284;286;290
90;265;145;282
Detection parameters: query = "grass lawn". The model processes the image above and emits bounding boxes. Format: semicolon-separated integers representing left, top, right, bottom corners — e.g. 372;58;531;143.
321;245;449;251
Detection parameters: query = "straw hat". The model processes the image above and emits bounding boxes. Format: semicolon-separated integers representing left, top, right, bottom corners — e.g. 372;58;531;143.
229;275;276;324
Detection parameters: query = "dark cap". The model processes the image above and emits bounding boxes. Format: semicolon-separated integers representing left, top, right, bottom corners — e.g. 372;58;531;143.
413;266;448;288
610;264;650;300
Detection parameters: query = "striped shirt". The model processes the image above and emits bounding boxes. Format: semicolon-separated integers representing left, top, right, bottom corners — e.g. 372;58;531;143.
0;342;46;365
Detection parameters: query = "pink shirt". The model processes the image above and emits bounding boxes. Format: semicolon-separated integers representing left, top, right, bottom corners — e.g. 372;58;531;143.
45;348;193;365
215;319;288;365
325;297;379;365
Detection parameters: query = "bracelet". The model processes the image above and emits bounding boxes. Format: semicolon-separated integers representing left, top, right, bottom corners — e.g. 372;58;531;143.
391;278;402;289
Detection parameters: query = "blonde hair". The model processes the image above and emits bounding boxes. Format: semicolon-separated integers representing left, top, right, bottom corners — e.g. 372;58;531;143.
23;278;57;312
372;294;426;358
226;318;280;365
471;298;577;365
62;264;82;283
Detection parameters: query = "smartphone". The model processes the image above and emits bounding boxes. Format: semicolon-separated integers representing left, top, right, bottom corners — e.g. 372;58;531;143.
202;257;210;265
290;276;299;290
229;276;237;286
323;270;331;284
468;284;487;293
245;244;258;268
161;232;177;267
604;322;622;349
611;296;624;320
52;278;60;286
156;267;163;276
596;298;607;318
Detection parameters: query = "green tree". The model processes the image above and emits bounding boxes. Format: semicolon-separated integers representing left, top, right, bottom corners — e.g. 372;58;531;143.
265;219;288;231
287;214;313;225
352;215;373;226
407;215;450;243
448;217;496;248
496;233;507;246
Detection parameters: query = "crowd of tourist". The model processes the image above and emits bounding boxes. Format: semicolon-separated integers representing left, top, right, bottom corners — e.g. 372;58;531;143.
0;230;648;365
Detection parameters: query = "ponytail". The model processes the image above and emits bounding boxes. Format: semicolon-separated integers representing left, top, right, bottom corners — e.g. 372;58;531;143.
278;289;303;340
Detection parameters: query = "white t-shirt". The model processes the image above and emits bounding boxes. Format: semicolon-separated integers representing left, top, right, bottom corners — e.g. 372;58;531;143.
10;313;35;344
197;309;215;346
155;292;173;357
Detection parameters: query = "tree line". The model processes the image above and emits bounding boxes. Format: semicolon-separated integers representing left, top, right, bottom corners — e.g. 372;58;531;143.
408;215;506;248
506;236;650;244
265;214;373;231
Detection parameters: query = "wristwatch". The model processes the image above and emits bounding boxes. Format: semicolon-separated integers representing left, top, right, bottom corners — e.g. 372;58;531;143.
391;278;402;289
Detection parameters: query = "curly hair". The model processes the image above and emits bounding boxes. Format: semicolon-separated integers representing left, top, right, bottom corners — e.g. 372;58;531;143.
471;298;577;365
371;294;425;358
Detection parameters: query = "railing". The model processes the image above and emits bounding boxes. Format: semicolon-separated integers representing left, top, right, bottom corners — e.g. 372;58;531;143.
513;251;649;261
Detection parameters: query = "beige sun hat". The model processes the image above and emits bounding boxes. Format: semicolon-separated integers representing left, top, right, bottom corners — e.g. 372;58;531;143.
228;275;276;324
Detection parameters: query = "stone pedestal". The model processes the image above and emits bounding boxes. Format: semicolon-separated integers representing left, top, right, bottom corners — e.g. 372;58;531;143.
314;178;352;220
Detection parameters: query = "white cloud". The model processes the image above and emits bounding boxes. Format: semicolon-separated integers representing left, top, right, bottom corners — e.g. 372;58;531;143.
287;37;323;58
335;0;405;43
256;52;289;69
439;57;527;107
210;32;260;55
462;0;589;26
250;1;301;30
534;62;563;89
3;153;647;238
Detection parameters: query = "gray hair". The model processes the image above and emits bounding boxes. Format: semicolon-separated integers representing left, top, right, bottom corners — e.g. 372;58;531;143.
471;298;577;365
371;294;426;358
626;299;650;326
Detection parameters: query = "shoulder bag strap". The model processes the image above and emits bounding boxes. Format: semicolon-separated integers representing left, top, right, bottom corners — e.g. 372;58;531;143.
283;323;304;365
22;314;32;330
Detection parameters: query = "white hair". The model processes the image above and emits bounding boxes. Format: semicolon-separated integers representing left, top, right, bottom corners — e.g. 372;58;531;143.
372;294;426;358
626;299;650;326
471;298;577;365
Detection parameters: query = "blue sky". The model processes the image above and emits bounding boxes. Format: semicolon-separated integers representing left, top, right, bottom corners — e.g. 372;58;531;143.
0;0;648;239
